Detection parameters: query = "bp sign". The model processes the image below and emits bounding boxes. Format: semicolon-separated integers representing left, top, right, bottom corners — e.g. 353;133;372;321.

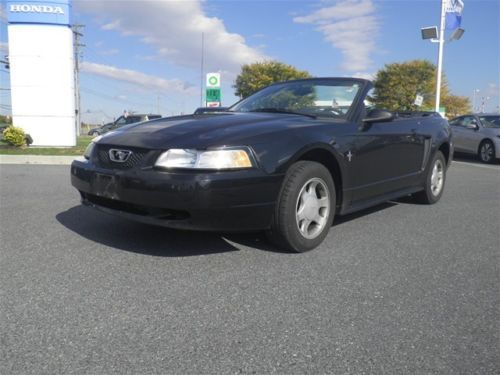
206;73;221;88
206;73;221;107
206;88;221;102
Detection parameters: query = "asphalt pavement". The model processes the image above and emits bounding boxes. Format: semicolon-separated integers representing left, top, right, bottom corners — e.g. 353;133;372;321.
1;161;499;374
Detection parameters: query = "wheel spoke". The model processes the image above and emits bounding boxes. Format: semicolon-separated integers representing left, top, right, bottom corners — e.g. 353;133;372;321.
313;211;325;225
296;204;307;222
307;180;318;195
317;196;329;208
299;219;311;234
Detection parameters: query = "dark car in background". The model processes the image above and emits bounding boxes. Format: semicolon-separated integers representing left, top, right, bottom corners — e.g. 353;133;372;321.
88;114;162;136
72;78;452;252
449;114;500;163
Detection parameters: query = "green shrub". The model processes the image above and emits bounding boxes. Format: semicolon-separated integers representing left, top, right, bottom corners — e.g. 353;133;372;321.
3;126;26;147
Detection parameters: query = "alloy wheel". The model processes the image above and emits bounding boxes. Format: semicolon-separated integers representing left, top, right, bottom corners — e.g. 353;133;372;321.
480;142;493;162
295;177;330;239
430;159;444;196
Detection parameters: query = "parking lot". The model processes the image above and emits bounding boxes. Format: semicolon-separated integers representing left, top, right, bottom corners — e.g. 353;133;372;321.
1;160;499;374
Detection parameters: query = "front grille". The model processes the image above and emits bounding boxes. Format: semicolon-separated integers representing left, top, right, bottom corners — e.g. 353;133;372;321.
82;192;190;220
95;145;150;169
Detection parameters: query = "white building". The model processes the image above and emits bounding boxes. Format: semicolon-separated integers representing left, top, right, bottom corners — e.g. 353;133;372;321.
7;0;75;146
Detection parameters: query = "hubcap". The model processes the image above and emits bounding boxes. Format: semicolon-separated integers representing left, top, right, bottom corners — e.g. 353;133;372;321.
480;143;493;162
295;178;330;239
430;159;444;196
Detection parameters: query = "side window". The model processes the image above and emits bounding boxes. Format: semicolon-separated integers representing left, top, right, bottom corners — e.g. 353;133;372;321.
126;116;140;124
461;116;475;127
115;116;127;125
449;118;461;126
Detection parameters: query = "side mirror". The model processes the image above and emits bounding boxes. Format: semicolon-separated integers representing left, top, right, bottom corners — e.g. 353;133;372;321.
465;123;479;130
362;109;394;124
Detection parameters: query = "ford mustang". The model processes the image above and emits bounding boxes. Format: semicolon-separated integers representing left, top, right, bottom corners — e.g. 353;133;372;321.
71;78;452;252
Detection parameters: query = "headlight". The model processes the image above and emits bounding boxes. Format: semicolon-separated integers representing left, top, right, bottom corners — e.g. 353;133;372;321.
83;135;102;159
155;148;254;169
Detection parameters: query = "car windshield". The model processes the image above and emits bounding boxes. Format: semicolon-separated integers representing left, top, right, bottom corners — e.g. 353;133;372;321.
230;79;362;119
479;115;500;128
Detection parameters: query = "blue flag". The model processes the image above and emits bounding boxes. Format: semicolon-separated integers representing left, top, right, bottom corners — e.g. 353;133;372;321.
445;0;464;30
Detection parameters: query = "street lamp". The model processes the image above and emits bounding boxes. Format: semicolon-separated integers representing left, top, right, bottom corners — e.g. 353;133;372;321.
480;96;490;113
449;27;465;41
421;0;465;114
472;89;480;112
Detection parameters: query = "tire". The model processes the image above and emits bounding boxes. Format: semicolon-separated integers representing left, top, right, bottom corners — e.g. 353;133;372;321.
478;140;495;164
267;161;335;253
414;151;446;204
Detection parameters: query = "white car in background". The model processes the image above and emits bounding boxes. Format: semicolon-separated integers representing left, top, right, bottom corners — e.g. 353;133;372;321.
449;114;500;163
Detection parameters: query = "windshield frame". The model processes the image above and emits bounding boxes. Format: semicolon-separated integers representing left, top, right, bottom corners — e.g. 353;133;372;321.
228;77;371;122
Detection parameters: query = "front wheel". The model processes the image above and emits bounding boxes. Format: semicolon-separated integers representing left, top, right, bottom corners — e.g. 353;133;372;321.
413;151;446;204
267;161;335;253
478;140;495;163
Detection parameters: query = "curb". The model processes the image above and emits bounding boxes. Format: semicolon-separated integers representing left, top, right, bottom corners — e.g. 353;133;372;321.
0;155;80;165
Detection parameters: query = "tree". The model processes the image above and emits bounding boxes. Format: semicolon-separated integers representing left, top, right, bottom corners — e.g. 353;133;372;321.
442;94;471;118
372;59;450;111
233;61;311;99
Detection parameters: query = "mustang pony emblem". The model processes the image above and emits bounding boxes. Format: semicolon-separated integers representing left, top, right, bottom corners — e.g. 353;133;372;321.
109;149;132;163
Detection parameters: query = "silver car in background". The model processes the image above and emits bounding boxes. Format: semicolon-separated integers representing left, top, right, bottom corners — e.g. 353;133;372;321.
449;114;500;163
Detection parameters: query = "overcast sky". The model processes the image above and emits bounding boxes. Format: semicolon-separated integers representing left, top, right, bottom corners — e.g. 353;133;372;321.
0;0;499;123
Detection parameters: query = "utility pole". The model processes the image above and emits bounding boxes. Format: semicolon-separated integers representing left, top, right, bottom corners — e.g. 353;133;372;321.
72;24;85;136
200;32;204;107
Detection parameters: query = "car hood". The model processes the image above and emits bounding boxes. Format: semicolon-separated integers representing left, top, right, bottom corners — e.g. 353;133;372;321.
97;112;319;149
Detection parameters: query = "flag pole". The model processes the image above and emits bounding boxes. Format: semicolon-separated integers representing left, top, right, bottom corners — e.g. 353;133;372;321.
435;0;447;113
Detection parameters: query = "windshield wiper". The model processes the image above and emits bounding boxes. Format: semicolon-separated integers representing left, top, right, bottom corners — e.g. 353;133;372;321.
248;108;317;119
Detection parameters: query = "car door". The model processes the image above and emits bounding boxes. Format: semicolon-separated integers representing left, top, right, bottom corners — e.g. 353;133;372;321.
449;116;467;152
460;116;483;153
348;116;426;202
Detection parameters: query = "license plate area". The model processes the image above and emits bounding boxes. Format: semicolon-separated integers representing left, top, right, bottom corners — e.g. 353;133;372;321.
92;173;120;199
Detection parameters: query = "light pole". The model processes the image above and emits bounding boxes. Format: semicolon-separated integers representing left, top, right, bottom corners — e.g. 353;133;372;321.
435;0;447;113
421;0;465;114
472;89;480;112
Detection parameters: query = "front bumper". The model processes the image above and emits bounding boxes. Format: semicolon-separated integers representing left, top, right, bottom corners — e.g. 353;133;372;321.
71;159;283;232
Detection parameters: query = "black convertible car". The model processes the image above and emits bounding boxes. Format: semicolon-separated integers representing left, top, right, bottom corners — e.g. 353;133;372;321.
71;78;453;252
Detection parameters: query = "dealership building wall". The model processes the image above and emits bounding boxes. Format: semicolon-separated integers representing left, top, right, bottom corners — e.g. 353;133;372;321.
7;0;75;146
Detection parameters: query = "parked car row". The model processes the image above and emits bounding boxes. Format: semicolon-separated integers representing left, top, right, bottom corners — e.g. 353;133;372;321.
88;114;162;136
